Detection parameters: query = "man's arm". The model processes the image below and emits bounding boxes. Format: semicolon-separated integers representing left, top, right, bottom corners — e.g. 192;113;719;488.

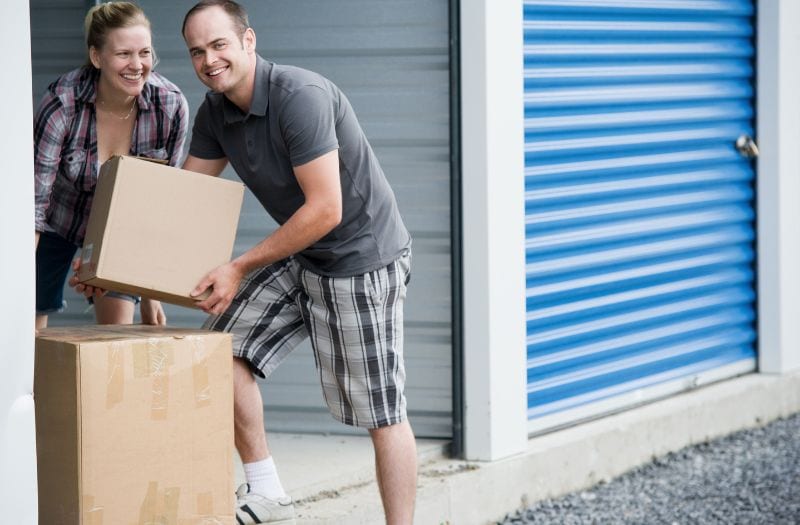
183;154;228;177
192;149;342;315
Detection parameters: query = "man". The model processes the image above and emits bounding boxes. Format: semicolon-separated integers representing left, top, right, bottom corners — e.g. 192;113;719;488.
181;2;416;523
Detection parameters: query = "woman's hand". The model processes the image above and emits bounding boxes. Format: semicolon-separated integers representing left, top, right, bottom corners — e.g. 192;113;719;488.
140;298;166;326
68;258;106;298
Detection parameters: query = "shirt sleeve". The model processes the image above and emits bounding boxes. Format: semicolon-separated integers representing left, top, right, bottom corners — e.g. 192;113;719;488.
188;98;226;160
33;90;70;231
278;85;339;167
165;91;190;167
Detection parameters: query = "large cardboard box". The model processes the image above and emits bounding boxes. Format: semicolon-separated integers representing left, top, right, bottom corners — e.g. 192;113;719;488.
77;155;244;307
34;326;235;524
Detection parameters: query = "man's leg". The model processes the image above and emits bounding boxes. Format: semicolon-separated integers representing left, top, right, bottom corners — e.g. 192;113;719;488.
234;357;291;500
369;420;417;525
233;357;271;462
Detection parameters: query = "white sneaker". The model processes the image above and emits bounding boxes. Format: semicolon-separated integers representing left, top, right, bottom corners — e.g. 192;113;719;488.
235;483;296;524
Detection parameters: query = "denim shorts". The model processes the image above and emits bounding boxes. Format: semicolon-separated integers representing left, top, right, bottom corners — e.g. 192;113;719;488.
36;231;139;315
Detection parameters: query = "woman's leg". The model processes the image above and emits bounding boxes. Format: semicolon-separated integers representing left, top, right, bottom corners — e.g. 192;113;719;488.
93;294;136;324
36;231;77;329
35;314;48;330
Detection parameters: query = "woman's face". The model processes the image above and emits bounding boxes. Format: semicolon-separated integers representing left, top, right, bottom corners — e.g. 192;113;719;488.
90;24;153;98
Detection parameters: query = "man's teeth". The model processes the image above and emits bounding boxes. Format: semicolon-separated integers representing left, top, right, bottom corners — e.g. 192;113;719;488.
208;67;227;77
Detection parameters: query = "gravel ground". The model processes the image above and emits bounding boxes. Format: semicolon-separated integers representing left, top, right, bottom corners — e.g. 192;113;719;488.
498;413;800;525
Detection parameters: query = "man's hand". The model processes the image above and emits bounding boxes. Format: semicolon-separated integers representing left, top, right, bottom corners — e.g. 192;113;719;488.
191;262;244;315
67;258;106;298
140;298;167;325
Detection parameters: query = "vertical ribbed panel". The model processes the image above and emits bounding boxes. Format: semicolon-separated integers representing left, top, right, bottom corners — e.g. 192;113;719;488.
523;0;757;426
31;0;452;438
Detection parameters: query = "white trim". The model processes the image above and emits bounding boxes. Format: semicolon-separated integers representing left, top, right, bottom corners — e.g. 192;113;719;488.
0;0;37;522
528;359;756;434
756;0;800;373
460;0;528;460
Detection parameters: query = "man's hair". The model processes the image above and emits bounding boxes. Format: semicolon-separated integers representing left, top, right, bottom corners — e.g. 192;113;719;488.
182;0;250;38
84;1;153;66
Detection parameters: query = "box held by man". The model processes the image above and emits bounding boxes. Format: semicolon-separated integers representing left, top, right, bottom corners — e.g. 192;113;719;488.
76;155;244;307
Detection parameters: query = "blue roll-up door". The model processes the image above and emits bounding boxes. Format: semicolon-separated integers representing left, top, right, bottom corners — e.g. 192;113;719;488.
523;0;757;432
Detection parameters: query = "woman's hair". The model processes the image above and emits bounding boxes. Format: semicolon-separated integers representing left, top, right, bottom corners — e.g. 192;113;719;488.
182;0;250;39
84;2;155;66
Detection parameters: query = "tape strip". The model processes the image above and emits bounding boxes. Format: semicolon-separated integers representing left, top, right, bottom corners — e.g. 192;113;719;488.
105;341;125;409
138;482;181;525
138;482;158;525
83;495;104;525
133;342;150;378
163;487;180;525
147;338;172;420
191;337;211;408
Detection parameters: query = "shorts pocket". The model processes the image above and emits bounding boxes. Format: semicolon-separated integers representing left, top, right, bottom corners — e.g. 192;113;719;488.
365;267;388;306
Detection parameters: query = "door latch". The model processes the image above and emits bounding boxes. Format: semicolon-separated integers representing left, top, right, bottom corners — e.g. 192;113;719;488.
735;134;759;159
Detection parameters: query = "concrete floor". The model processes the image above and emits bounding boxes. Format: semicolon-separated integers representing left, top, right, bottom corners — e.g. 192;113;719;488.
256;371;800;525
233;432;451;523
236;432;450;502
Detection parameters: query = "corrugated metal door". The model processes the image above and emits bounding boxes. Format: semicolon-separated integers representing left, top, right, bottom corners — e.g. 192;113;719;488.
31;0;453;438
523;0;757;433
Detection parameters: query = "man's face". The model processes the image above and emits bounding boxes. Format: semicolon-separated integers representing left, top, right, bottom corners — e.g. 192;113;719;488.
183;6;254;95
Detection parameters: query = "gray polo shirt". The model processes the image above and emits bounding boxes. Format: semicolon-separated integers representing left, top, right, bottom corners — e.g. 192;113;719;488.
189;55;411;277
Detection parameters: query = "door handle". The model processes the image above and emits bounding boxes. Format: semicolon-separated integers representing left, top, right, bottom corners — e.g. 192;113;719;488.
735;134;759;159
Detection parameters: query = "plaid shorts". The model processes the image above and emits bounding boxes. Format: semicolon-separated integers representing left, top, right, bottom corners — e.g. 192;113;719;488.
204;251;411;428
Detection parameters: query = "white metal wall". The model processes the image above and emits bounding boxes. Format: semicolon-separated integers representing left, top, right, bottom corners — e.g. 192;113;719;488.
1;0;37;523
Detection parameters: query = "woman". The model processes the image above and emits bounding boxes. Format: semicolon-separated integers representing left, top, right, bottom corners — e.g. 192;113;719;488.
34;2;188;329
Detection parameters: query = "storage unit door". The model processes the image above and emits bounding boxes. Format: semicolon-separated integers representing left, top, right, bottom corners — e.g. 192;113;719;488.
523;0;757;433
31;0;453;438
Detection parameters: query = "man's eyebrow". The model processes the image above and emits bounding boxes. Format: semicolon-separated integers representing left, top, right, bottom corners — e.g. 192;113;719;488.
189;38;227;54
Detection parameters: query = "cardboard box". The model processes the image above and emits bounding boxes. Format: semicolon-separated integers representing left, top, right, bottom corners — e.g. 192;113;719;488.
34;326;235;524
77;155;244;307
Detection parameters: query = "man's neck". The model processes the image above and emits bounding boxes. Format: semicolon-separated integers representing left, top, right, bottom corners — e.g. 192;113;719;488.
226;59;257;114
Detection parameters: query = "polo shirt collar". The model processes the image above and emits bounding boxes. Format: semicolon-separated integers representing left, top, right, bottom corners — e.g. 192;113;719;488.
223;55;271;124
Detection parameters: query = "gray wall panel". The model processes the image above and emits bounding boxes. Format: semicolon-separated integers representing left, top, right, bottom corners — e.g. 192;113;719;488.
32;0;452;438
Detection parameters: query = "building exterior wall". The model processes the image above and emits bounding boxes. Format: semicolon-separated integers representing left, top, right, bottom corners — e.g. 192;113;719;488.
5;0;800;516
756;0;800;374
460;0;800;460
0;0;37;522
461;0;528;461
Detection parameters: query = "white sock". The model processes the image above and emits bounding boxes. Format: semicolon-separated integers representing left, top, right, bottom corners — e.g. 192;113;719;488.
243;456;287;500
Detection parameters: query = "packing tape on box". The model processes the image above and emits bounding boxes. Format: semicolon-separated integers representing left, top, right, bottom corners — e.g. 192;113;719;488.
106;341;125;409
132;339;174;420
190;336;212;408
138;481;180;525
83;495;104;525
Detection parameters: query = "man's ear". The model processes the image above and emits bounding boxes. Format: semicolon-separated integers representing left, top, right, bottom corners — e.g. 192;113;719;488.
89;46;101;69
243;27;256;54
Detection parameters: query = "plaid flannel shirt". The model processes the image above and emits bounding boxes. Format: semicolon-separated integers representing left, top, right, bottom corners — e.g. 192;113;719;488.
34;66;189;244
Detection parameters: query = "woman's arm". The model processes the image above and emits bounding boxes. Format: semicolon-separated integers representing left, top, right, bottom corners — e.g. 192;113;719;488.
33;91;69;234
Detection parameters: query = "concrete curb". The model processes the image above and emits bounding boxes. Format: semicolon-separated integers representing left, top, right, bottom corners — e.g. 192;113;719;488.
294;371;800;524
